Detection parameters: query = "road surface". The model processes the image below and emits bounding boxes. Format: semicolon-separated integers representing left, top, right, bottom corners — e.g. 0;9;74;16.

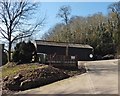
16;59;118;94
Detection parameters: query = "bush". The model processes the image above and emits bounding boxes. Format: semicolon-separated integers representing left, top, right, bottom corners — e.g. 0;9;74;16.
12;51;19;62
93;31;117;58
2;52;8;65
12;41;36;63
95;43;116;57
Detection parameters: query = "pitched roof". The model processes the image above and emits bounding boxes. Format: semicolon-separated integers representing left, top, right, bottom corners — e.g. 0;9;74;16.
35;40;93;49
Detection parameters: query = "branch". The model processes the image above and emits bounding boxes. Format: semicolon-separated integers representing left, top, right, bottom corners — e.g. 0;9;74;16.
11;33;32;43
0;30;8;40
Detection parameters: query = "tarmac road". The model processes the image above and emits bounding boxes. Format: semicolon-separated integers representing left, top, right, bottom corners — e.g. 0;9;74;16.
16;59;118;95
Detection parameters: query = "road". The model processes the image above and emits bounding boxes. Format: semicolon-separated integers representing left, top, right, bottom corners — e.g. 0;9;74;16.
16;59;118;94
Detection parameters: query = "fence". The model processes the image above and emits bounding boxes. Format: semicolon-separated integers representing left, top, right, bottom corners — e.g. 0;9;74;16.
46;55;78;68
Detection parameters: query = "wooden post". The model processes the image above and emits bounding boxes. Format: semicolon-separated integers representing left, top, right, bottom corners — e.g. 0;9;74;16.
66;44;68;56
49;55;51;65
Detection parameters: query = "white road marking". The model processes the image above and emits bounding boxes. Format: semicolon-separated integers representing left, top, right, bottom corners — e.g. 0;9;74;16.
84;62;96;94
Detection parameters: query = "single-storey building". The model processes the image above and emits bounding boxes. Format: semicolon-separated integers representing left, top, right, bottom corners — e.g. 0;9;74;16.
35;40;94;61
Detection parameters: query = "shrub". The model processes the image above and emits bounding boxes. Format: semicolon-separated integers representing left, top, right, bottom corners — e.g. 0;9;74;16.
12;51;19;62
2;52;8;65
95;43;116;57
12;41;36;64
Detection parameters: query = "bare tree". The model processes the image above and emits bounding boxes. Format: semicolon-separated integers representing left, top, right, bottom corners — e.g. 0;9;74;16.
109;1;120;20
57;5;71;42
0;0;45;62
109;1;120;54
57;5;71;25
57;5;71;56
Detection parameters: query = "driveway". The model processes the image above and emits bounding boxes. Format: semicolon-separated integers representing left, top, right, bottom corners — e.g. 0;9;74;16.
16;59;118;94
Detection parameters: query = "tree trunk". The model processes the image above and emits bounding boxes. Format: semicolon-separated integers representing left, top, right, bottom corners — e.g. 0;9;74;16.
117;31;120;57
8;42;12;62
117;15;120;55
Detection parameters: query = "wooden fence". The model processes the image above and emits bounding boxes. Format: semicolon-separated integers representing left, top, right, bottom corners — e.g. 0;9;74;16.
46;55;78;68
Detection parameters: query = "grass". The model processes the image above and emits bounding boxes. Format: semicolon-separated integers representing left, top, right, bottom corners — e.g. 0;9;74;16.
1;62;85;79
2;62;48;78
1;62;86;94
2;62;70;93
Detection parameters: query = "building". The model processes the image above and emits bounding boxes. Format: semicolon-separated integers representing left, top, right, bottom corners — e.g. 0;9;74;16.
35;40;94;61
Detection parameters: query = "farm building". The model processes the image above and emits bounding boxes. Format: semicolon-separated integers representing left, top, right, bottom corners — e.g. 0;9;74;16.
35;40;94;61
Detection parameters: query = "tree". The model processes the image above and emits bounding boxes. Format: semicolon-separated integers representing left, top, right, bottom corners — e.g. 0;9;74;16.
42;3;118;58
57;5;72;42
57;5;71;25
108;1;120;54
12;41;36;63
57;5;71;56
0;0;45;62
96;31;116;56
42;23;67;42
